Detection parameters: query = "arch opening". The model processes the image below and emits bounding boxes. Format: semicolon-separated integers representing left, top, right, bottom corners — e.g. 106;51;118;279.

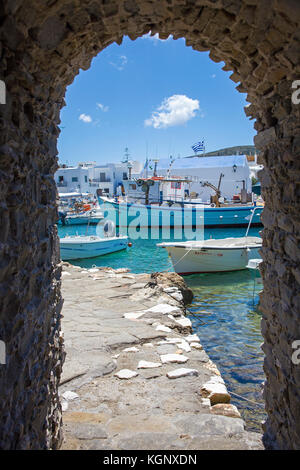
0;0;300;450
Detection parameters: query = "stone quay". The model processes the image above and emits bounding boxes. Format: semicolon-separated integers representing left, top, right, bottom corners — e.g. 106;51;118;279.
60;262;263;450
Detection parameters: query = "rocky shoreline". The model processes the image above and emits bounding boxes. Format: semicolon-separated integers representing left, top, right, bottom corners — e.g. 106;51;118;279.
60;263;263;450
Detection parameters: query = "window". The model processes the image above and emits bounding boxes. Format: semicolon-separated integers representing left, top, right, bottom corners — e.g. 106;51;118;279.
103;188;109;193
129;184;136;190
100;172;106;182
171;182;181;189
84;176;87;182
72;177;78;182
123;172;128;180
59;176;64;182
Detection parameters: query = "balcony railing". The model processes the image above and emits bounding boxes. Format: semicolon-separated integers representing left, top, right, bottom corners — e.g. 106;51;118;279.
91;178;111;183
57;181;68;187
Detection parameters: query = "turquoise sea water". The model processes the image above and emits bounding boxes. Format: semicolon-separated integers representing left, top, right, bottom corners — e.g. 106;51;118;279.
59;224;265;431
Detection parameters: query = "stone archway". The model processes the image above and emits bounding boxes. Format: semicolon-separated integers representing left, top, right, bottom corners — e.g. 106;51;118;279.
0;0;299;450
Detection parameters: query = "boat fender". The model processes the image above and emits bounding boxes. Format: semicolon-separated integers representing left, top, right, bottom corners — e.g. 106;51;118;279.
128;242;133;247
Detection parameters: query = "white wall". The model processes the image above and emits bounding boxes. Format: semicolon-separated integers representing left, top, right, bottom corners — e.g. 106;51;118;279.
158;166;251;202
55;167;90;194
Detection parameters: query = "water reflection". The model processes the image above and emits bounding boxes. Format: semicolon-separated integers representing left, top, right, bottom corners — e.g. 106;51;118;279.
185;269;266;432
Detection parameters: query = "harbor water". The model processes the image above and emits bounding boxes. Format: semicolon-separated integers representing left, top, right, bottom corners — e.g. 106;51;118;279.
59;224;266;432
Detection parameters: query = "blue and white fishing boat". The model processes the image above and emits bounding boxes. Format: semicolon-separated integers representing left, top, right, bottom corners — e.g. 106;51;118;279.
58;208;104;226
98;195;263;229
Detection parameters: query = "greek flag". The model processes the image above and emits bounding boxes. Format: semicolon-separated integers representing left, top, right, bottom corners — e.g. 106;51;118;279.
191;140;205;153
143;157;148;170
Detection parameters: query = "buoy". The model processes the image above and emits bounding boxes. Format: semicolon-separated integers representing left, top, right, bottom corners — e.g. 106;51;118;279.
128;242;132;247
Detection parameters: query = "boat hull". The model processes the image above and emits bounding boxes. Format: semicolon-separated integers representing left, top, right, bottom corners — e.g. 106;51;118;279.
60;236;128;260
162;244;261;274
58;216;103;225
98;197;263;229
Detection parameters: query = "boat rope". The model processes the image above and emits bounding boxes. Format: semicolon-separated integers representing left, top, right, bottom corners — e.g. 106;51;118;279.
227;389;265;408
163;246;194;272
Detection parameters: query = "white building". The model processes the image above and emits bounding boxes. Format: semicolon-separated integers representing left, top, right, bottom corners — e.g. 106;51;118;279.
156;155;252;203
55;160;143;196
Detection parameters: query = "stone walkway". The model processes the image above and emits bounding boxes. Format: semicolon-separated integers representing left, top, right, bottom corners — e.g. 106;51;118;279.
60;263;263;450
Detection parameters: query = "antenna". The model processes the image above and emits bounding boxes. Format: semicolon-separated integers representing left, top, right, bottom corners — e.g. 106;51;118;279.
123;147;130;163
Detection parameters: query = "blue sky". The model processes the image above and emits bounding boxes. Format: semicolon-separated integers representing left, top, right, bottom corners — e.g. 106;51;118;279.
58;34;255;166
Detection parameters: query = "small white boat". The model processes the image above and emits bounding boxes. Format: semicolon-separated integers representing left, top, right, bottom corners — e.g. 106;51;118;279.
60;235;128;260
157;236;262;274
58;209;104;226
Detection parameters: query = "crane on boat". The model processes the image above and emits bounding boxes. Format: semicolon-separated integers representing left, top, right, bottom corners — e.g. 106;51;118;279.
201;172;224;207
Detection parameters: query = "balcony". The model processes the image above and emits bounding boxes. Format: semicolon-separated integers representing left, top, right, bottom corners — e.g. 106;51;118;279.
57;181;68;187
91;178;111;183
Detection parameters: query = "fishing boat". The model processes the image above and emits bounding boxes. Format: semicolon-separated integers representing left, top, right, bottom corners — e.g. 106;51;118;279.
98;195;263;229
58;208;104;226
157;236;262;274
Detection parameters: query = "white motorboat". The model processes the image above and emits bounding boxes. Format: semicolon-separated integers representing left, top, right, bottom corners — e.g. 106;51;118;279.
60;219;128;260
60;234;128;260
157;236;262;274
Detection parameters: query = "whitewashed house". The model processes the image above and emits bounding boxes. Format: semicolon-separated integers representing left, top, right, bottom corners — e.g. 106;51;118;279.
55;160;143;196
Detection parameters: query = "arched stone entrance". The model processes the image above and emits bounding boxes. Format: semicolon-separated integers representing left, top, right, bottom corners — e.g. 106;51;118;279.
0;0;299;450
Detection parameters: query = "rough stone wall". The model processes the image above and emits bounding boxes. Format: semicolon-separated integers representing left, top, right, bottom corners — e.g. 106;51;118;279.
0;0;299;449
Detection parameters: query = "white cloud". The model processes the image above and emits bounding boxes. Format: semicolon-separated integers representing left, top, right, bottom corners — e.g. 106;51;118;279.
79;113;92;123
97;103;109;112
109;55;128;71
145;94;200;129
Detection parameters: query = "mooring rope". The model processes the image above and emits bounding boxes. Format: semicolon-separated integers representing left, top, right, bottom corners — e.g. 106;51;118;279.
227;389;264;408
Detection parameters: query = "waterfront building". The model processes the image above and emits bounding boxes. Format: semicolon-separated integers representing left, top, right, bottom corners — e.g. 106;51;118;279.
55;160;143;196
156;155;252;203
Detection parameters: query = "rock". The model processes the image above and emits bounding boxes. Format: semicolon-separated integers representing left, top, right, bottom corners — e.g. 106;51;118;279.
61;401;69;411
160;354;189;364
170;292;183;302
114;369;138;379
158;338;183;345
211;404;241;419
185;334;200;343
149;272;194;304
201;398;211;409
200;378;231;405
62;391;79;401
123;312;145;320
177;341;191;352
175;414;245;437
167;368;198;379
123;347;139;353
175;317;192;328
137;360;162;369
155;325;172;333
191;342;203;350
72;423;107;440
146;303;181;315
163;287;178;293
143;343;154;348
